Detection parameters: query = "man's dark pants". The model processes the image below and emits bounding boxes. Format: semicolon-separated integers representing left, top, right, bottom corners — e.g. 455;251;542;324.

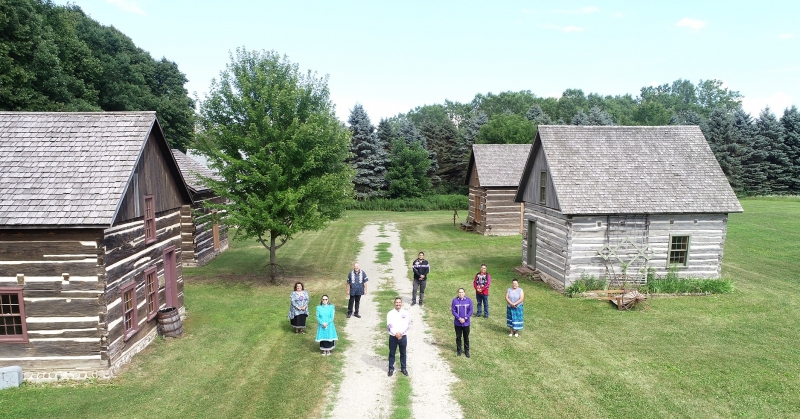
347;295;362;315
455;324;470;354
388;334;407;371
412;279;426;303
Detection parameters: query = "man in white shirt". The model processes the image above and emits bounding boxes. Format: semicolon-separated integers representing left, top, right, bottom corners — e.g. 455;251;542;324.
386;297;410;376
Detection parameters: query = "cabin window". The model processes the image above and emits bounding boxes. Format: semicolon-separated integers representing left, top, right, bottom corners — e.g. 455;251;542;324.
539;171;547;205
0;287;28;343
121;281;138;341
668;235;691;267
145;267;158;321
144;195;156;244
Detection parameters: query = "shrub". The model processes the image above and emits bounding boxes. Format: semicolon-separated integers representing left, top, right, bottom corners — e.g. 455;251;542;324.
640;276;734;294
345;194;468;211
565;272;608;297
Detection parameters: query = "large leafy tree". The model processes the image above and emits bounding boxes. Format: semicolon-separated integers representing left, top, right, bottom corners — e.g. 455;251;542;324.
197;49;353;280
476;113;537;144
0;0;195;149
386;139;431;198
348;104;387;199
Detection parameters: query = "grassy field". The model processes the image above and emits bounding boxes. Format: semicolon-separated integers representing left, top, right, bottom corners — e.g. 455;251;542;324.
2;198;799;418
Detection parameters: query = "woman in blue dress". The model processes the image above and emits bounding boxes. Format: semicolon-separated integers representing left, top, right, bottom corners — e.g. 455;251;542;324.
288;282;310;334
505;279;525;337
316;294;338;356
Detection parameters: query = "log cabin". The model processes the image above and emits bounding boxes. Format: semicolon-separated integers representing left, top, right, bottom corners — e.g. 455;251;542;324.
514;125;743;291
171;149;228;267
0;112;192;381
464;144;531;235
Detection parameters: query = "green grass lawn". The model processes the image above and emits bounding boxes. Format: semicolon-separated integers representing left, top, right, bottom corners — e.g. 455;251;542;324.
2;199;799;418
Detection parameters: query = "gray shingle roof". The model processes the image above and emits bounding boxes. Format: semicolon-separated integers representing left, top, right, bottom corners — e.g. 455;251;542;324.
523;125;743;214
0;112;157;227
171;149;220;194
469;144;531;187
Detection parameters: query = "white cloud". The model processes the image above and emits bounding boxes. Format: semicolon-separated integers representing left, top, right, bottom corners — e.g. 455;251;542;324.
612;11;625;18
106;0;146;16
676;17;706;30
741;91;794;115
778;33;794;40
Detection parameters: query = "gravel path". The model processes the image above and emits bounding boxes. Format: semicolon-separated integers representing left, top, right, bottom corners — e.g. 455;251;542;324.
327;223;462;419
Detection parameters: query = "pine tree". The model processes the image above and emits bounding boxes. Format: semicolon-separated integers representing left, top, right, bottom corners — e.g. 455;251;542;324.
734;109;767;195
755;108;790;194
347;104;387;199
587;106;615;125
526;105;553;125
704;107;744;191
571;111;590;125
779;106;800;194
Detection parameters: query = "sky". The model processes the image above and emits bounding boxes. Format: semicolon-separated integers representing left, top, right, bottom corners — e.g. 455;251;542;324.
54;0;800;123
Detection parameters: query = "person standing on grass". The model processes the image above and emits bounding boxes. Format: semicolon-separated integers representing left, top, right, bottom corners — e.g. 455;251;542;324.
346;262;368;318
411;251;430;306
288;282;309;334
315;295;338;356
505;279;525;337
451;288;473;358
473;264;491;318
387;297;411;376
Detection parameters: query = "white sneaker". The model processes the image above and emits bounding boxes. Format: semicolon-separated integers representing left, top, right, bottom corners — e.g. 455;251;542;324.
514;333;519;337
508;333;513;336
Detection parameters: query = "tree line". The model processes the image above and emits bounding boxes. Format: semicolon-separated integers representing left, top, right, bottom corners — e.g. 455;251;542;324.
349;80;800;198
0;0;195;150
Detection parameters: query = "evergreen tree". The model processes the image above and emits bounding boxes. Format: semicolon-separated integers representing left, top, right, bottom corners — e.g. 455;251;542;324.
347;104;387;199
587;106;615;125
704;107;744;191
755;108;790;194
571;111;590;125
526;104;553;125
779;106;800;194
734;109;768;195
419;119;463;193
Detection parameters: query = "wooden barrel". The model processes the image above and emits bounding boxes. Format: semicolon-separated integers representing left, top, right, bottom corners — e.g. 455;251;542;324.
157;307;183;337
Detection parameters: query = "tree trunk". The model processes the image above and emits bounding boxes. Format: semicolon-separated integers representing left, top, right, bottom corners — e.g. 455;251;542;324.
269;231;278;282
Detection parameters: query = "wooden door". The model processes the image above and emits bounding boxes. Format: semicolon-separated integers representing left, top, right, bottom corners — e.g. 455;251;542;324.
163;246;178;308
526;219;536;267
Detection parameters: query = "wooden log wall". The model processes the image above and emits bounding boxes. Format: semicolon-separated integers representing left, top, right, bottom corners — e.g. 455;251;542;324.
467;185;486;232
521;205;569;290
481;188;523;236
102;208;184;365
185;195;229;267
0;229;109;372
521;206;732;291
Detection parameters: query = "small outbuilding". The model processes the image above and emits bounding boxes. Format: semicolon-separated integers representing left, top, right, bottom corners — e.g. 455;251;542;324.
171;149;228;267
0;112;192;381
464;144;531;235
515;125;743;291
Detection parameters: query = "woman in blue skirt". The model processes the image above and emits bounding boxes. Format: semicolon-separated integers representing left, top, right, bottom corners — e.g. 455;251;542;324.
316;295;338;355
505;279;525;337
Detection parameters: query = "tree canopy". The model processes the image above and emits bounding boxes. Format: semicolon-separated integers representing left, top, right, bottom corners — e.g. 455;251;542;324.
197;49;353;280
0;0;195;150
